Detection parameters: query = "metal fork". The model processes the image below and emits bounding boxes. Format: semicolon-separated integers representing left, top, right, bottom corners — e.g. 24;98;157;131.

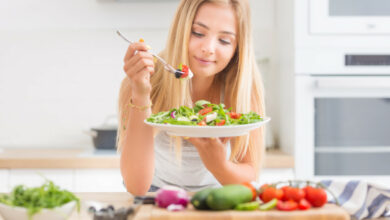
116;30;185;78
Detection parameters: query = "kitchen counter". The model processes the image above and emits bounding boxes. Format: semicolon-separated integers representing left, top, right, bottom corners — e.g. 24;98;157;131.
69;193;389;220
0;192;349;220
0;148;293;169
1;193;389;220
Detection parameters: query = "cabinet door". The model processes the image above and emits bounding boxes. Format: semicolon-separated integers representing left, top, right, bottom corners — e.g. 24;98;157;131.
259;168;295;184
8;169;74;191
0;169;9;192
74;169;126;192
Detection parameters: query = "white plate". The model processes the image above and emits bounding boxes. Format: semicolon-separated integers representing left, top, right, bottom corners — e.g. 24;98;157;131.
144;117;270;137
0;201;76;220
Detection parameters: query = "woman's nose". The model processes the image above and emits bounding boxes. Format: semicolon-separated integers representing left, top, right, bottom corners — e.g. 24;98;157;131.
201;38;216;55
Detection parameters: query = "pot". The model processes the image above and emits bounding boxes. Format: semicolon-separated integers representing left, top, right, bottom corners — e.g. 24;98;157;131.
85;115;118;150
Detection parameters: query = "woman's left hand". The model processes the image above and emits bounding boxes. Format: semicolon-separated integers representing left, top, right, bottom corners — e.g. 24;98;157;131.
187;137;231;173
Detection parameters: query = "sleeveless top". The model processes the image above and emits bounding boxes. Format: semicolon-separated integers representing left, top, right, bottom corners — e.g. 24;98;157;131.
151;87;231;192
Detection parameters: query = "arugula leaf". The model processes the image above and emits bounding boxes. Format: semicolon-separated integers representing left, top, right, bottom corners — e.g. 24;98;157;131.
0;180;80;219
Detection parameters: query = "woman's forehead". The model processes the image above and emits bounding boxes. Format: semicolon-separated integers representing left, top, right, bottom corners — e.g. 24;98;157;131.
193;3;237;33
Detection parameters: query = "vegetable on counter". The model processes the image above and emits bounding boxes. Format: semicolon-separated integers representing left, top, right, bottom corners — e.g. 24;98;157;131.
234;201;260;211
146;100;263;126
259;198;278;211
191;188;215;210
0;180;80;219
206;184;253;210
155;185;190;210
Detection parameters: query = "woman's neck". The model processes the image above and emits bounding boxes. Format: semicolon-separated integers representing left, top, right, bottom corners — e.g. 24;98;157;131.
191;75;220;103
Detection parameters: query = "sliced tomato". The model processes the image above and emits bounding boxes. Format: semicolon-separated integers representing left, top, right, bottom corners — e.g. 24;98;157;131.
298;199;311;210
229;112;241;119
199;107;212;115
216;120;225;126
277;200;298;211
197;121;206;126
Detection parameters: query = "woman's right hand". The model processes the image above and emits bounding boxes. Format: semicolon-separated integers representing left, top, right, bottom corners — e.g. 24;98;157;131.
123;41;155;97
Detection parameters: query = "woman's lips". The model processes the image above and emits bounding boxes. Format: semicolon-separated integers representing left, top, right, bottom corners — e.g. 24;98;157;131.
195;57;215;66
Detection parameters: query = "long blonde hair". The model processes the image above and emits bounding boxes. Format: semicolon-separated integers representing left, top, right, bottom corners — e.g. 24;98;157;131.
118;0;265;179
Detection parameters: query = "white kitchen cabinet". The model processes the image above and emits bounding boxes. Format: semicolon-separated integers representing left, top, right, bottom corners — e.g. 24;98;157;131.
8;169;74;192
258;168;295;184
0;170;9;192
74;169;126;192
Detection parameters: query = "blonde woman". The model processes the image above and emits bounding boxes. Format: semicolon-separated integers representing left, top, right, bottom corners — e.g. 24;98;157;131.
118;0;265;196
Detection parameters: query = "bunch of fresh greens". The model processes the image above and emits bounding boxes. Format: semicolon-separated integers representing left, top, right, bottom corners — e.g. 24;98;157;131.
147;100;263;126
0;180;80;219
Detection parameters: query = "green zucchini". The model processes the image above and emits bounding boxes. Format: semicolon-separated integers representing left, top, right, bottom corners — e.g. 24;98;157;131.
206;184;253;210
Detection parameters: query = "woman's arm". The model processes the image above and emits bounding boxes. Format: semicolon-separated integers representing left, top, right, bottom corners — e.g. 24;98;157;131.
119;42;155;196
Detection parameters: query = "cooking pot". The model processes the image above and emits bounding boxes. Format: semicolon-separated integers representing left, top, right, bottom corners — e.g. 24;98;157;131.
85;115;118;150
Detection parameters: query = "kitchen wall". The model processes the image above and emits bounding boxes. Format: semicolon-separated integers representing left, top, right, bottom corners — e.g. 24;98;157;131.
0;0;278;148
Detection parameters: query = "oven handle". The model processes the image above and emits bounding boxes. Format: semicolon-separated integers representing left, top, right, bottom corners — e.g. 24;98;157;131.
315;77;390;89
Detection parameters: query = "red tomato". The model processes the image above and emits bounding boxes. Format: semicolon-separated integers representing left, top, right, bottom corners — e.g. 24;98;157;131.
241;182;257;201
298;199;311;210
180;65;189;78
197;121;206;126
229;112;241;119
283;186;306;202
276;200;298;211
260;186;284;203
199;107;212;115
216;120;226;126
304;186;327;207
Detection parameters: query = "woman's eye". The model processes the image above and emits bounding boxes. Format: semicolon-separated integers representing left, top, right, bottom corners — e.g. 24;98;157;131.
219;39;231;45
192;31;204;37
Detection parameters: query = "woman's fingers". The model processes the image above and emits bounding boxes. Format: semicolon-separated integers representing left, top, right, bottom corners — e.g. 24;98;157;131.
187;137;224;149
124;53;154;77
123;42;150;62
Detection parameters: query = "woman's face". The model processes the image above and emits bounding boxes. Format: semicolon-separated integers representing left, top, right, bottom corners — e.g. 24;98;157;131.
188;3;238;78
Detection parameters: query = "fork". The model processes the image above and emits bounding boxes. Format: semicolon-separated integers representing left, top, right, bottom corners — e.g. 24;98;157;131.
116;30;185;78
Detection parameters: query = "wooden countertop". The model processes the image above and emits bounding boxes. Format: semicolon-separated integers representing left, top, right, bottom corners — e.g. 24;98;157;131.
0;192;388;220
0;148;293;169
28;193;352;220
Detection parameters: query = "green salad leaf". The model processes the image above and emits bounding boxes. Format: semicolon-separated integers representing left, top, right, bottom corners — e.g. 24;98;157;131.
0;180;80;219
146;100;263;126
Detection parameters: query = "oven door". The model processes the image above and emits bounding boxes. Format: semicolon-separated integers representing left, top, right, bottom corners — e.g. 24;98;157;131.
295;76;390;183
310;0;390;34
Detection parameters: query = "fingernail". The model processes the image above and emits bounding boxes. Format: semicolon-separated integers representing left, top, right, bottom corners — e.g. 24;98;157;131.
146;45;152;50
210;137;216;140
139;38;144;43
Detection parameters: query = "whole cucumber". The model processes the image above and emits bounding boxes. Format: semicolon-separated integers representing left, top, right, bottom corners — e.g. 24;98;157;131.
191;188;215;210
206;184;253;210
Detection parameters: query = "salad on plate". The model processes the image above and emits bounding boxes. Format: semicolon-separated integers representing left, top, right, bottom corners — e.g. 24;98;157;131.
146;100;263;126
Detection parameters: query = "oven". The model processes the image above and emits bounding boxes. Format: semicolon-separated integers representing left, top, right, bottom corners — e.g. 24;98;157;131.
310;0;390;34
295;75;390;184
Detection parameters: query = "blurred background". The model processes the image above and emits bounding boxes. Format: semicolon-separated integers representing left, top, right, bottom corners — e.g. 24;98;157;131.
1;0;390;192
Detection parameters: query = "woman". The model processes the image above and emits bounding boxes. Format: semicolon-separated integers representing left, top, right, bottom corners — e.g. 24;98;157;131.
118;0;265;196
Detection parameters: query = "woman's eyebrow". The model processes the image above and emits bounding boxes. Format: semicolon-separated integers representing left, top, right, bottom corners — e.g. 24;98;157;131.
193;21;236;36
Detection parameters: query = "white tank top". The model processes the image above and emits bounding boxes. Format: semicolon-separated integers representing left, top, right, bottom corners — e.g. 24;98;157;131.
151;87;231;192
